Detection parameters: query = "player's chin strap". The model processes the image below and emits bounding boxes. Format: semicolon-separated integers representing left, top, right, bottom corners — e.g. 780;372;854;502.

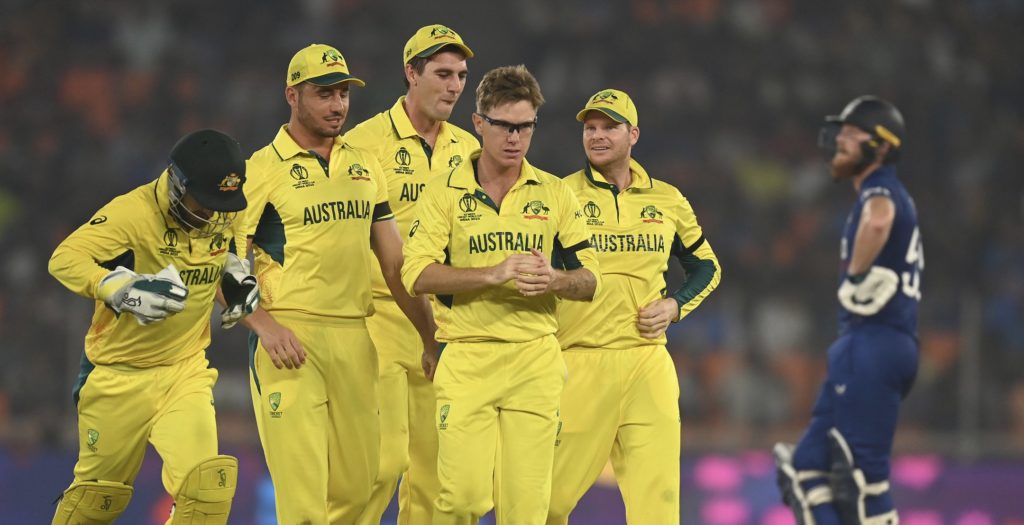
773;442;833;525
168;455;238;524
51;480;133;524
829;428;900;525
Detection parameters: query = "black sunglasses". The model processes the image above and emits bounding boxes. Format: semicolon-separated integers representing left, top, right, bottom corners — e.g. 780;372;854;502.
476;113;538;135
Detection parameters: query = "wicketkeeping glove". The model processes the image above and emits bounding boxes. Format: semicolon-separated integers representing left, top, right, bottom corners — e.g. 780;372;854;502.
837;265;899;316
97;264;189;325
220;253;259;329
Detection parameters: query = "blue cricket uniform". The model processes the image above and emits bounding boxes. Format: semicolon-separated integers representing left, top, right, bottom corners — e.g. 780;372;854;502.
793;165;923;522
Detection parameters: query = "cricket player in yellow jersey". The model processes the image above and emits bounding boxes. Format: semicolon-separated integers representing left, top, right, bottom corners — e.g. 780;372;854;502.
402;65;600;525
239;44;437;524
345;24;478;525
48;129;259;524
546;89;721;525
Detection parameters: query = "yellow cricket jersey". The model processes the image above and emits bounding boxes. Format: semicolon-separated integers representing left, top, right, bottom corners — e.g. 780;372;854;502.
556;159;721;350
48;173;235;367
240;125;393;319
401;151;600;344
344;97;481;299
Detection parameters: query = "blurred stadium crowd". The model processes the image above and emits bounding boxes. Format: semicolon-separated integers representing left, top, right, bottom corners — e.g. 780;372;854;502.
1;0;1022;459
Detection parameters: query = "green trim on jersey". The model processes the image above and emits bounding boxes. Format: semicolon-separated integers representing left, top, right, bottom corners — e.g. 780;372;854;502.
72;351;96;406
252;203;286;265
670;234;716;309
248;331;262;395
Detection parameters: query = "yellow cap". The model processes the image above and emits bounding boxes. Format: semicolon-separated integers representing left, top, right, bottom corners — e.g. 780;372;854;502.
403;25;474;64
287;44;366;87
575;89;638;126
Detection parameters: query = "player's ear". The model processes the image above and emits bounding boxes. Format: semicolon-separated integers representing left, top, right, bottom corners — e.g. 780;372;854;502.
629;125;640;146
471;112;485;137
404;63;418;87
285;85;300;108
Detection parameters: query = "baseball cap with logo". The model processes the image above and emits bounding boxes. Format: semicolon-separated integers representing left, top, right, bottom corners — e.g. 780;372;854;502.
403;25;474;64
287;44;366;87
169;129;247;212
576;89;639;127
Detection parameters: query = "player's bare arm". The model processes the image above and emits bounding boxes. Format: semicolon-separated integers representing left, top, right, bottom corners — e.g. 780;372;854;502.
412;253;536;295
837;194;898;316
847;195;895;275
237;236;306;370
370;219;438;345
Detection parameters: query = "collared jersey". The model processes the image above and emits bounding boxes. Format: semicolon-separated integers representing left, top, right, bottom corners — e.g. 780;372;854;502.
401;152;599;344
345;97;480;299
838;166;921;337
48;173;235;367
556;159;721;350
240;125;393;319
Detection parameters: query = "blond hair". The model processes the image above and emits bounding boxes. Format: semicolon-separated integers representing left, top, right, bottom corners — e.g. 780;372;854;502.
475;65;545;114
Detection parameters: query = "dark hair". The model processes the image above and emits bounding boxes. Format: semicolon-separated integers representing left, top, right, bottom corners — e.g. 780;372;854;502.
403;44;468;89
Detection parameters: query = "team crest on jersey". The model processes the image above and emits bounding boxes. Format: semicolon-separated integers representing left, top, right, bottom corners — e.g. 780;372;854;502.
269;392;283;418
290;163;314;189
348;163;371;181
640;205;664;224
86;428;99;452
439;404;450;430
448;155;463;168
218;173;242;192
457;193;481;222
209;233;227;256
583;200;604;226
394;147;414;175
522;200;550;220
160;229;181;256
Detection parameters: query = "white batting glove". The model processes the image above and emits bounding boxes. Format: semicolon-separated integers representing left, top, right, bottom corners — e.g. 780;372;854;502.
837;266;899;316
97;264;189;325
220;253;259;329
